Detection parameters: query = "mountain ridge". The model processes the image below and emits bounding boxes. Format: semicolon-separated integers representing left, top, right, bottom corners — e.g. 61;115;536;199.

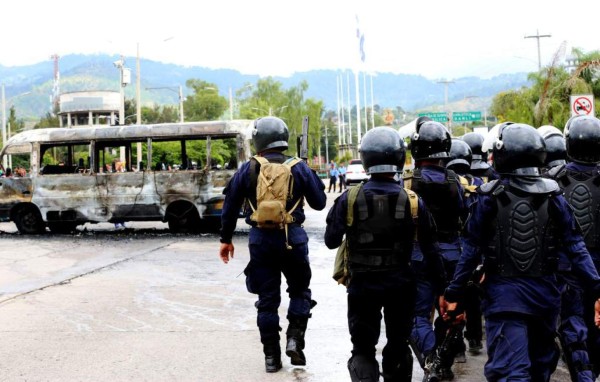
1;54;531;120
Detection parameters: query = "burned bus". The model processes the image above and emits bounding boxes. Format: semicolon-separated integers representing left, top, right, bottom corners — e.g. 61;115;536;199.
0;120;253;234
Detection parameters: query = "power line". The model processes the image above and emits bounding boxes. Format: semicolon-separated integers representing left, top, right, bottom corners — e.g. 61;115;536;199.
524;29;551;71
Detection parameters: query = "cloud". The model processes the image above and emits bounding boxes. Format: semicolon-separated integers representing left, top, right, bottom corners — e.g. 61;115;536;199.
3;0;598;79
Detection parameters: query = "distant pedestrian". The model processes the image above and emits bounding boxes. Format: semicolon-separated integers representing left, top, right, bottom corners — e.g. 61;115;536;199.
338;163;346;191
329;166;339;193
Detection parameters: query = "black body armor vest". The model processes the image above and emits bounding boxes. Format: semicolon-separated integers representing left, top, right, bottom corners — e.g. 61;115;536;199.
481;180;558;277
410;168;461;242
347;188;414;272
553;167;600;250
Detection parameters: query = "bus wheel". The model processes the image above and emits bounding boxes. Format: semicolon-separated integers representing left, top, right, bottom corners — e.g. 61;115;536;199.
167;204;201;234
48;222;78;234
14;205;45;234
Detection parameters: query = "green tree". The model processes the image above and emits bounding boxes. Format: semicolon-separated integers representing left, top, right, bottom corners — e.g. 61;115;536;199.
34;111;59;129
490;49;600;129
237;77;324;160
183;80;228;121
490;89;535;125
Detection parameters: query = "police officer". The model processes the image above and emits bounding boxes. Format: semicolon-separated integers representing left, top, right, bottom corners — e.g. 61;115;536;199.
547;116;600;381
461;131;499;182
405;121;468;381
538;124;567;173
442;123;600;381
447;137;484;191
219;117;327;373
447;138;484;356
325;126;444;382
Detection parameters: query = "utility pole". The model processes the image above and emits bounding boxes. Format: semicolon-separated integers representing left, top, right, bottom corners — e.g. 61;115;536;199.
525;29;551;71
50;54;60;114
437;79;454;127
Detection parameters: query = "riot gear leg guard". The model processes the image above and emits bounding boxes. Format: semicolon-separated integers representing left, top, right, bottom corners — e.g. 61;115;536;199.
348;354;380;382
286;316;308;366
381;345;413;382
263;341;282;373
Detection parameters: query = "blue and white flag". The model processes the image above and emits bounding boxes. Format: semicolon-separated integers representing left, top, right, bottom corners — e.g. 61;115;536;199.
356;15;365;63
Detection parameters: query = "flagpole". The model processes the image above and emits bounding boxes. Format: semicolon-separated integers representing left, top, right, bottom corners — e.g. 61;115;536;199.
354;71;361;144
362;71;368;131
370;73;375;128
340;73;346;145
346;71;352;145
336;74;341;146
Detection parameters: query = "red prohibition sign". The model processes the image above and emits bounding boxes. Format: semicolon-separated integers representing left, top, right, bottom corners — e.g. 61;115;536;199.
573;96;593;115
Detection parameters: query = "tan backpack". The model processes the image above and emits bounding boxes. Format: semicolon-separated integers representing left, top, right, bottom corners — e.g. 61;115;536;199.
248;155;302;248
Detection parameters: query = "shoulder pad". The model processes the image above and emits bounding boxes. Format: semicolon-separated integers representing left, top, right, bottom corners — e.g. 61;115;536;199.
284;157;302;168
546;164;566;179
478;179;500;194
508;177;560;194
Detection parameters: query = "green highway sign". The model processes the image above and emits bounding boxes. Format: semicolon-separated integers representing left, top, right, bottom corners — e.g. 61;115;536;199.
418;112;448;123
452;111;482;122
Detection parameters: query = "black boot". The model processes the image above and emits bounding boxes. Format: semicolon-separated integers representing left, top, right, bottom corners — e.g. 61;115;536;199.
286;316;308;366
263;342;282;373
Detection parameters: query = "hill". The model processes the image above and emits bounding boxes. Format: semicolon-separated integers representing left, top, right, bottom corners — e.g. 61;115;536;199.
1;54;531;121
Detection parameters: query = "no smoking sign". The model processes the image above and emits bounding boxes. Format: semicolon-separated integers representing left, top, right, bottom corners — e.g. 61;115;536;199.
570;94;595;117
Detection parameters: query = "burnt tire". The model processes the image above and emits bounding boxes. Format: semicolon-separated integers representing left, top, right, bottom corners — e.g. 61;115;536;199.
167;204;201;234
14;205;45;234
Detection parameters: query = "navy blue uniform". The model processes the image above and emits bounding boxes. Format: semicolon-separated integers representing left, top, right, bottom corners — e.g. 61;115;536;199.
550;162;600;381
325;177;444;380
407;165;467;364
220;152;326;345
445;176;600;381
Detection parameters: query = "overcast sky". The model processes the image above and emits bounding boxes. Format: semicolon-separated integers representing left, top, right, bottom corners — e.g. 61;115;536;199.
3;0;598;80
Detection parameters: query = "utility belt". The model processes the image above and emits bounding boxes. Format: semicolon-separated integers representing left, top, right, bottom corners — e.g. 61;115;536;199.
483;255;557;278
349;248;411;270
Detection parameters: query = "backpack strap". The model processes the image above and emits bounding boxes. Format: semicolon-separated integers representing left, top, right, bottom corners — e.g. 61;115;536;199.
346;184;363;226
283;157;302;215
247;156;268;212
404;188;419;221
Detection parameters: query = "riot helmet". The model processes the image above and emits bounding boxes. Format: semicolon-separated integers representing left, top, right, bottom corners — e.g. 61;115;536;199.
492;123;546;174
537;125;566;168
251;116;289;152
360;126;406;174
415;116;432;130
461;132;490;170
564;115;600;164
410;121;451;161
446;138;473;174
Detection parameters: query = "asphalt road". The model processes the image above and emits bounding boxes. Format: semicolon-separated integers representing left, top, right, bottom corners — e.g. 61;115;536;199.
0;192;571;381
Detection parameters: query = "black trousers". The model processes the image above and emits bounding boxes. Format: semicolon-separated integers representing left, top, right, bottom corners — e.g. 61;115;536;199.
348;283;415;376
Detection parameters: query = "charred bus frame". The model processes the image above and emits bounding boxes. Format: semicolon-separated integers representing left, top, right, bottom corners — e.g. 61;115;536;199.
0;120;252;234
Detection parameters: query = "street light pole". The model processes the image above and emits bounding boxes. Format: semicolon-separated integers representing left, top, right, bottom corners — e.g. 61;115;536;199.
229;87;233;120
1;84;6;169
178;85;184;123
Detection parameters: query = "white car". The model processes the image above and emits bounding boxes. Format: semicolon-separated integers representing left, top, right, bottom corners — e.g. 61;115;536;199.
345;159;370;185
